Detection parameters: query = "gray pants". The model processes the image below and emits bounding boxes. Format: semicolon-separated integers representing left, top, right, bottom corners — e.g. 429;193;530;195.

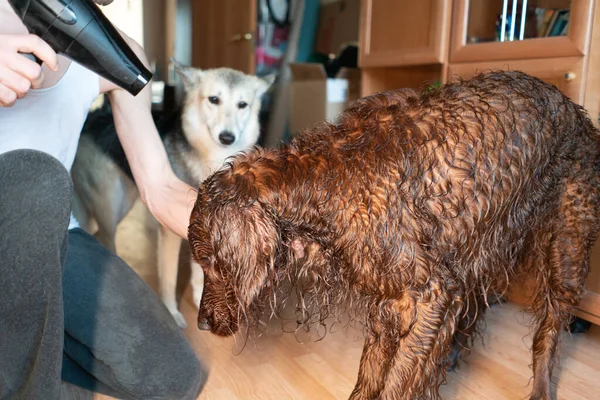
0;150;207;400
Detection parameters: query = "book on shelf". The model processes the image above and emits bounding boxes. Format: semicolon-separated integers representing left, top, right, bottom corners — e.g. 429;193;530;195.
550;10;570;37
537;8;556;37
537;8;570;38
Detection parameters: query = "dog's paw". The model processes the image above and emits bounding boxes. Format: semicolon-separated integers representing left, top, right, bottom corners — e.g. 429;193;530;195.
170;310;188;329
569;317;591;333
445;347;462;372
445;344;470;372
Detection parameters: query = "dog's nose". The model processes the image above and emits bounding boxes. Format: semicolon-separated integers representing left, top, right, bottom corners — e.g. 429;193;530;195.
197;316;211;331
218;131;235;145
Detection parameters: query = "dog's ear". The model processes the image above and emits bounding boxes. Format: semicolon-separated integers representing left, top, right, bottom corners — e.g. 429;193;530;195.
255;74;276;98
171;57;203;90
218;201;278;307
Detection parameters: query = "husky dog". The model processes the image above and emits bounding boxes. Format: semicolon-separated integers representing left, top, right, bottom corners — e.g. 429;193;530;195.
71;61;274;327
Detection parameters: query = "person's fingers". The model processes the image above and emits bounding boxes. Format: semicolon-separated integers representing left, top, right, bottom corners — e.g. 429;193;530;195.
8;54;44;87
0;82;17;107
94;0;114;5
0;65;31;99
11;34;58;71
30;68;45;89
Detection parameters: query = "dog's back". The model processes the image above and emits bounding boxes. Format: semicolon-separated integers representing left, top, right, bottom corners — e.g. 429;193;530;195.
213;70;600;293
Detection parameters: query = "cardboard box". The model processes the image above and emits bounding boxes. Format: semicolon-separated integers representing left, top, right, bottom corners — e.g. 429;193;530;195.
289;62;360;134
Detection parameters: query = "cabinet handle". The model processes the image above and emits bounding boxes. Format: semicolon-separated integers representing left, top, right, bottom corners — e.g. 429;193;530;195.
565;72;576;82
230;33;253;42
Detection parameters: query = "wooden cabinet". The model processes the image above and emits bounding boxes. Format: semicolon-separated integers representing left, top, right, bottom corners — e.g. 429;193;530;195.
448;56;586;104
191;0;256;74
359;0;451;67
359;0;600;324
360;0;599;120
450;0;593;62
359;0;452;96
446;0;600;128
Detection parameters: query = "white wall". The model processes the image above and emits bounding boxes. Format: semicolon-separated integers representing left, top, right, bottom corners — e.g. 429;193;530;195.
174;0;192;67
98;0;144;46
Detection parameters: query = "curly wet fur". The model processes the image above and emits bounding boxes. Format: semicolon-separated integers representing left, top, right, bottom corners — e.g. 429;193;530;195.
188;71;600;400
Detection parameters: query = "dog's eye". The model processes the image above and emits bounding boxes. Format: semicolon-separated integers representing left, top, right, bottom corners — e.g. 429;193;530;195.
208;96;220;105
237;101;248;109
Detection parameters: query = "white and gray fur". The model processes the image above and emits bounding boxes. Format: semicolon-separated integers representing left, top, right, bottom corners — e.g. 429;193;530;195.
71;60;274;328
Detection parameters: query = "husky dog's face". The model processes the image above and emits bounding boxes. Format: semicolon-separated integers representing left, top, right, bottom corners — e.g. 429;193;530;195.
174;60;274;155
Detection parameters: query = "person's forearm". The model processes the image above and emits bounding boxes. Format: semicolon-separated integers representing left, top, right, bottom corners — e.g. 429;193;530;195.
109;87;197;239
106;37;196;239
109;84;168;198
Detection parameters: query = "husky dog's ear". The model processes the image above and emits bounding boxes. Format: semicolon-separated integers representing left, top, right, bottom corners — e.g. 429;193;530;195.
255;74;276;98
171;57;203;90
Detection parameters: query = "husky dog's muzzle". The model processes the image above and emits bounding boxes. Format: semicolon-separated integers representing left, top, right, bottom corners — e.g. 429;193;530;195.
219;131;236;145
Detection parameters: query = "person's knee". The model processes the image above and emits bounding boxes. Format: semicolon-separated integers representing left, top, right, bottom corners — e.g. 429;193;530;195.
168;352;207;400
145;346;207;400
0;149;72;229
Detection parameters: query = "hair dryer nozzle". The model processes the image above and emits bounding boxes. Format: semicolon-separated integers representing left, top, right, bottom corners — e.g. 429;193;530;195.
62;15;153;96
7;0;153;96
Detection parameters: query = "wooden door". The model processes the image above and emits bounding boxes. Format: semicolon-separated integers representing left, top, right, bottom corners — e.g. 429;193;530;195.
448;56;586;103
191;0;256;74
450;0;595;63
359;0;452;67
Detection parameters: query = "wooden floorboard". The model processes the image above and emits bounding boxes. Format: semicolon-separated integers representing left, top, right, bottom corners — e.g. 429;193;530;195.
94;201;600;399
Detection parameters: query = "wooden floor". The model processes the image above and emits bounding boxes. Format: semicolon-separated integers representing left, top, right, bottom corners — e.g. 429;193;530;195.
101;201;600;400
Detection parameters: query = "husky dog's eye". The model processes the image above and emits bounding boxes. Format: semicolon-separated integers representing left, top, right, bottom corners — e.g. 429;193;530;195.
208;96;220;105
238;101;248;109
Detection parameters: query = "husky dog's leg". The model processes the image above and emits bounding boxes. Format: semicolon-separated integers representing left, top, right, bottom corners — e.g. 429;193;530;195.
72;137;137;253
190;258;204;310
157;224;187;328
92;174;137;253
71;190;95;234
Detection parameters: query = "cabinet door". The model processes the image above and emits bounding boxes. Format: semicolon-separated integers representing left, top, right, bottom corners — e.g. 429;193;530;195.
191;0;256;74
450;0;594;63
359;0;451;67
448;57;586;103
581;242;600;326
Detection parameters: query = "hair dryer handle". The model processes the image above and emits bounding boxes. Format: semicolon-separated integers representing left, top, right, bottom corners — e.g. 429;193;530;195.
19;52;44;65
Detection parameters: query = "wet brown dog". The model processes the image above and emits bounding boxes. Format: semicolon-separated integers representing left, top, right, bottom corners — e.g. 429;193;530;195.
188;70;600;400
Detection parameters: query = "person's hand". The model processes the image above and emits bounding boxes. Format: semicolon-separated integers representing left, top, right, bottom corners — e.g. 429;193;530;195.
0;34;58;107
94;0;114;5
143;173;198;240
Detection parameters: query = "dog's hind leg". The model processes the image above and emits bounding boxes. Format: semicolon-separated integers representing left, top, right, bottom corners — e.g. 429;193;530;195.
529;176;600;400
157;224;187;328
71;136;137;253
92;175;138;253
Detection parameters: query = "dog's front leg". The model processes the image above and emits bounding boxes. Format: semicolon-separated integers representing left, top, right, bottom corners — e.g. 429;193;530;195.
157;223;187;328
349;297;415;400
379;281;463;400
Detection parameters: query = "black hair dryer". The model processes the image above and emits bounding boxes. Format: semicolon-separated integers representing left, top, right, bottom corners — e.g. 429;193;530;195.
7;0;152;96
